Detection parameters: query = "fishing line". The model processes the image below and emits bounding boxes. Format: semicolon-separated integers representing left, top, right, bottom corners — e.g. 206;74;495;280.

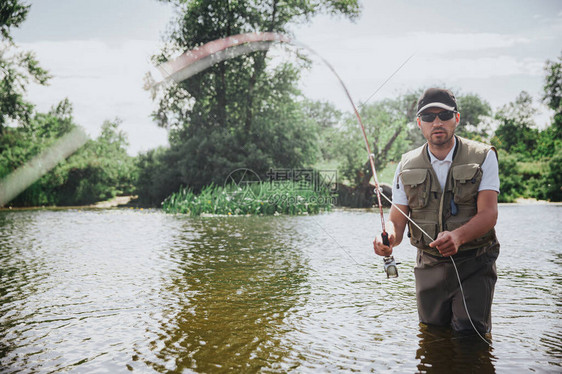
374;169;492;346
363;53;415;105
310;216;362;266
293;42;491;346
289;41;490;344
288;39;389;240
308;216;406;313
450;256;492;346
151;32;492;346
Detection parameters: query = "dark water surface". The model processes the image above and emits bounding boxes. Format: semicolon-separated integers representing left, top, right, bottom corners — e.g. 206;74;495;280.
0;204;560;372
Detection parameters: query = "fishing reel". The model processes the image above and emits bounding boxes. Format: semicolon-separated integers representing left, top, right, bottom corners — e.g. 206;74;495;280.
383;256;399;278
380;232;399;278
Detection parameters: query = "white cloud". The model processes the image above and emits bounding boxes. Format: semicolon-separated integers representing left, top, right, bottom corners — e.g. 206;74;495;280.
18;27;556;153
409;55;544;79
21;39;169;155
292;31;547;112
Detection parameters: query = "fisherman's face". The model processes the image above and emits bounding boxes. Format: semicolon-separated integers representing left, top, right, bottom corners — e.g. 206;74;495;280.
417;107;459;148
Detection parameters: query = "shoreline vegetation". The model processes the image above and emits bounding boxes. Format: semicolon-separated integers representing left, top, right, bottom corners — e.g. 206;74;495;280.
162;182;335;216
2;193;560;214
2;154;561;214
0;195;138;211
1;2;561;212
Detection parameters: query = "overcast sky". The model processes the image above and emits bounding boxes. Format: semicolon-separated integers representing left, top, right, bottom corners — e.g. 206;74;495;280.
13;0;562;154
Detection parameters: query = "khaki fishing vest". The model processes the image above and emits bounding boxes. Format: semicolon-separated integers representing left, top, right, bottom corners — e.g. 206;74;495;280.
399;136;497;256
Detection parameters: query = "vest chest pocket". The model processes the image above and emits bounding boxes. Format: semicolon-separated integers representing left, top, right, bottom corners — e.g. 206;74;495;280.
400;169;431;209
452;163;482;205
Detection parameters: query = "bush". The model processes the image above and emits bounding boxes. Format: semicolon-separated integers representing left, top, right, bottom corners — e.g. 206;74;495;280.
162;181;334;216
497;150;524;202
134;147;182;207
1;111;137;207
544;147;562;201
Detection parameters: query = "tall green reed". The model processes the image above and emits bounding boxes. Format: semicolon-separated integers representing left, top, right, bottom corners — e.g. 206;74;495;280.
162;181;335;216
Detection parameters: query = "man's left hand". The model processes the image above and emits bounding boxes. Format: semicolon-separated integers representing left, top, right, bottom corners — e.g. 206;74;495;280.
429;231;462;257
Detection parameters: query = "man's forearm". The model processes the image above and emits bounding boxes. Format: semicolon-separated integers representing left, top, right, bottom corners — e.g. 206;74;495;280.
388;204;409;246
453;190;498;246
453;209;497;246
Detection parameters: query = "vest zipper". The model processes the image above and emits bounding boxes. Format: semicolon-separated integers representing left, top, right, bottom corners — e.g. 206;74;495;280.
438;187;445;233
438;168;453;233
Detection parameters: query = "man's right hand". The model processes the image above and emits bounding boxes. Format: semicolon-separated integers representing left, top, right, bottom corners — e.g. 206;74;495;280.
373;232;394;257
372;205;409;257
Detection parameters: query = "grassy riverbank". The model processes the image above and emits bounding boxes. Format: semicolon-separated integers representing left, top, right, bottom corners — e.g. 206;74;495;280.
162;182;335;216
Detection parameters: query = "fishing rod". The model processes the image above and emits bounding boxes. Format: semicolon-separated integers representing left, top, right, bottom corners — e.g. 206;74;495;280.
289;40;399;278
299;44;492;345
152;32;402;277
151;33;493;345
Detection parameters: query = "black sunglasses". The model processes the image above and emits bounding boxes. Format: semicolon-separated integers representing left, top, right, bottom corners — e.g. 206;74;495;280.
419;110;456;122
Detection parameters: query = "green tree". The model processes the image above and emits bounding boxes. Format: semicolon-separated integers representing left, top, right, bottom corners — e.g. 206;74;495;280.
543;147;562;201
540;53;562;200
496;149;524;203
327;88;495;206
332;89;494;186
336;93;416;186
0;0;50;134
491;91;539;159
1;2;137;207
302;99;343;162
542;52;562;138
134;146;179;207
1;99;83;206
1;100;137;206
57;119;137;205
145;0;360;199
456;93;492;140
401;89;493;145
540;52;562;159
0;99;74;181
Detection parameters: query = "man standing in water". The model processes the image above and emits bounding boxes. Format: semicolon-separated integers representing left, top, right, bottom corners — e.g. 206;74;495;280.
373;88;500;334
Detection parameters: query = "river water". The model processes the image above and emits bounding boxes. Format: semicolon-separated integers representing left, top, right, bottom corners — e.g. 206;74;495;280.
0;204;560;373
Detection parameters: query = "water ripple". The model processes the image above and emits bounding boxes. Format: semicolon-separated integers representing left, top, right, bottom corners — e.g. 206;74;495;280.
0;206;560;372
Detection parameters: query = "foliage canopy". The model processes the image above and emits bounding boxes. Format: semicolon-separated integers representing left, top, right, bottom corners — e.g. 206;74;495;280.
0;0;50;134
138;0;360;204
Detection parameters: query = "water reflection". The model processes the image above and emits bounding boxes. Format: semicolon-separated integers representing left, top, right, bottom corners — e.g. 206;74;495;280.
0;205;560;372
143;216;310;372
416;324;496;373
0;212;47;368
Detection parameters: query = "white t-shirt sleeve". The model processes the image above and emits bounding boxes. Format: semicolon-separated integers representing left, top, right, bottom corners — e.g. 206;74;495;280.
479;149;500;193
391;162;409;205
